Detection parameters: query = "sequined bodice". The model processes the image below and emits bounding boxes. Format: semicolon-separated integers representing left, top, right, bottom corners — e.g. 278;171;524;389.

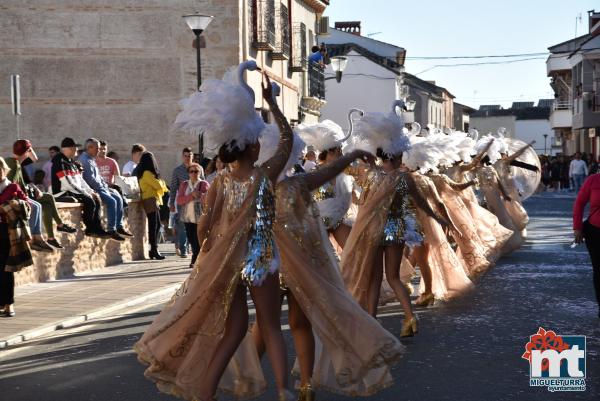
223;175;253;213
388;177;409;218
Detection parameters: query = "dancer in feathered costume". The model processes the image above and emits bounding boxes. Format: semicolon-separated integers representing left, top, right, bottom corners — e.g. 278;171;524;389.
340;101;444;337
134;63;295;401
443;134;513;263
494;136;537;236
402;131;474;303
245;125;404;400
296;112;362;249
473;134;523;253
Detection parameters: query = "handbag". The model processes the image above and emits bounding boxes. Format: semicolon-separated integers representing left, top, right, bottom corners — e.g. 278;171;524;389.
142;197;158;214
114;175;141;200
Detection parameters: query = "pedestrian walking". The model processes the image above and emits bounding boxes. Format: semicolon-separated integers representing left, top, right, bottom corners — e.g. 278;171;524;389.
168;147;198;258
136;152;167;260
573;172;600;318
569;152;588;192
176;163;209;268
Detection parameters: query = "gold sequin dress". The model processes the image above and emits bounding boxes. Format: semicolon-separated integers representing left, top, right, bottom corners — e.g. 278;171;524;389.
444;165;513;263
429;173;491;276
476;165;524;253
133;170;281;400
340;168;421;309
410;172;474;300
312;172;353;231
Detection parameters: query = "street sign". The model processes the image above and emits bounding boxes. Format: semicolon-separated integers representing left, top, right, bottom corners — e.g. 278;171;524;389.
589;128;596;138
10;74;21;116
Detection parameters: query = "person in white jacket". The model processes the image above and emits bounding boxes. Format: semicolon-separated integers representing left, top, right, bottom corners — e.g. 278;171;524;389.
569;152;588;192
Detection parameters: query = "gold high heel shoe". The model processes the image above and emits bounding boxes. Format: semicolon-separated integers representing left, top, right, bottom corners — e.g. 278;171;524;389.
297;383;315;401
400;316;418;337
415;292;435;307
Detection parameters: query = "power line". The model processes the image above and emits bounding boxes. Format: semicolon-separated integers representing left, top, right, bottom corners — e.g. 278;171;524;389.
414;57;547;75
405;52;549;60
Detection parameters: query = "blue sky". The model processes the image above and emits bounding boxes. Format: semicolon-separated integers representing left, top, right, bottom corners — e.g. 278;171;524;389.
325;0;598;109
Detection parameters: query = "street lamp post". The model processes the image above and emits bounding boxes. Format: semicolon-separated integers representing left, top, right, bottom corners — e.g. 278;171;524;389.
183;12;214;159
326;56;348;83
543;134;548;155
183;12;214;90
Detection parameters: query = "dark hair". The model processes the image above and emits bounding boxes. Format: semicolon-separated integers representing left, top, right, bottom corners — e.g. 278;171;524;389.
311;45;320;53
182;147;192;154
49;146;60;152
218;140;245;164
99;140;107;146
376;148;402;162
135;151;160;179
131;143;146;154
106;151;118;160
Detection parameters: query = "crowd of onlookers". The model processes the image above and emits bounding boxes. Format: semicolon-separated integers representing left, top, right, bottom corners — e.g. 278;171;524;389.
540;151;600;192
0;137;230;318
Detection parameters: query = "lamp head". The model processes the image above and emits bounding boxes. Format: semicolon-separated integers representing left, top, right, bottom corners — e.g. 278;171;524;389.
183;13;214;35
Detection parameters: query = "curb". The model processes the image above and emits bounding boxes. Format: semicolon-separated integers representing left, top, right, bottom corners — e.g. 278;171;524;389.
0;284;179;350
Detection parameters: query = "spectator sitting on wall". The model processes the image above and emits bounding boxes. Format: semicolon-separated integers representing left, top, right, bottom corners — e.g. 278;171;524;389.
122;143;146;177
8;139;76;250
51;137;109;238
107;151;119;164
80;138;133;242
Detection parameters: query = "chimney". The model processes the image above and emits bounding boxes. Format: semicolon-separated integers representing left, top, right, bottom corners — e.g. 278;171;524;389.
335;21;361;36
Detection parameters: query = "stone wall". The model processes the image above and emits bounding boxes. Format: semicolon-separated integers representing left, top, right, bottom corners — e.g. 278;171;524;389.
14;200;148;286
0;0;241;176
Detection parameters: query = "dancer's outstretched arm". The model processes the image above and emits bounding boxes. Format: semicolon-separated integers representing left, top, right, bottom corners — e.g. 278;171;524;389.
462;139;493;172
438;174;477;191
506;140;535;163
261;75;294;183
494;170;512;201
304;150;374;192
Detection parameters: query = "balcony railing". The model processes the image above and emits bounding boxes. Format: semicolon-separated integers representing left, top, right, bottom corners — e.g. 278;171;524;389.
290;22;307;72
271;2;290;60
250;0;276;51
553;100;572;110
308;62;325;99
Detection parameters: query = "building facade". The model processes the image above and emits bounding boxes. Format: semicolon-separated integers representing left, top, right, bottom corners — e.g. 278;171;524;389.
321;25;462;131
547;9;600;158
0;0;329;176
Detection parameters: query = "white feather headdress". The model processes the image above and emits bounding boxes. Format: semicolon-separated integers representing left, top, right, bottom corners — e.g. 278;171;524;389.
475;128;509;164
256;124;306;182
296;120;347;152
352;101;410;157
173;61;265;158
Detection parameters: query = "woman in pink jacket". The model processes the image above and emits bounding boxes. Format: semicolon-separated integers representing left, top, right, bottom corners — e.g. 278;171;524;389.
176;163;209;268
573;173;600;318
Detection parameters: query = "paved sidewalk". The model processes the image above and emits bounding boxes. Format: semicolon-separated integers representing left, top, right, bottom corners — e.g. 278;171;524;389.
0;244;190;349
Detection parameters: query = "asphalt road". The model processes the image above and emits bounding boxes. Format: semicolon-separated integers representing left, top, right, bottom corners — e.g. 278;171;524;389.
0;192;598;401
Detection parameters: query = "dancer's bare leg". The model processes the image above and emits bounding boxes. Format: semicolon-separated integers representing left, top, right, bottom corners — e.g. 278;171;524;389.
332;223;352;249
249;273;289;393
384;244;414;319
366;247;384;317
413;244;433;295
198;285;249;400
251;292;285;358
288;292;315;386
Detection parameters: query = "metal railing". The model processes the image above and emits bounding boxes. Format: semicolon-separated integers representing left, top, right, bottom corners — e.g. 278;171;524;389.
553;100;572;110
308;62;325;100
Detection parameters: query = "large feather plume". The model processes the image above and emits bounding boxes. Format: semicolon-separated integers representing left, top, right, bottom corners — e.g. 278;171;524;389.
352;110;410;157
296;120;347;152
173;61;265;158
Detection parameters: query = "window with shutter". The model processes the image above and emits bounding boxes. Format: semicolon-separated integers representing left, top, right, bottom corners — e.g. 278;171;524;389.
291;22;307;72
272;3;290;60
251;0;276;51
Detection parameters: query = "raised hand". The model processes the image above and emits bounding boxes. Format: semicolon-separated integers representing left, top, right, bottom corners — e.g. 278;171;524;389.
261;73;274;103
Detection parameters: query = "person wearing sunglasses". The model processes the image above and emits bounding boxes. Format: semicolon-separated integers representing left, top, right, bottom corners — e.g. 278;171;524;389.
176;163;209;268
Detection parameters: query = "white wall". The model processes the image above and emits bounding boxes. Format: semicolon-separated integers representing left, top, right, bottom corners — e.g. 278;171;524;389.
320;50;397;131
470;115;516;138
515;119;557;155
